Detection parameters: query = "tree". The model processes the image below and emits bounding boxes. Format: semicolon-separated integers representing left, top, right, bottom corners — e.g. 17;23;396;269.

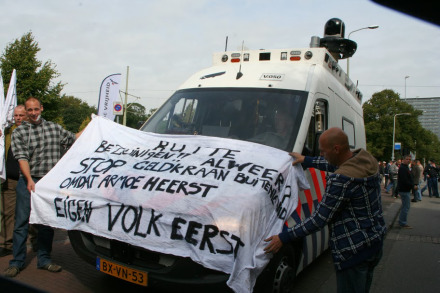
363;89;440;162
145;108;157;121
79;116;92;132
125;102;149;129
58;95;96;132
0;32;63;121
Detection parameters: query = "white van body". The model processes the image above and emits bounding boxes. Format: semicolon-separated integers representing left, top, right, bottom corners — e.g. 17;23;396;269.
167;46;366;273
69;30;366;292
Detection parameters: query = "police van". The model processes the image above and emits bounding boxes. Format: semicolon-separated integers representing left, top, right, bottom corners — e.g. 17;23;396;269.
69;18;366;292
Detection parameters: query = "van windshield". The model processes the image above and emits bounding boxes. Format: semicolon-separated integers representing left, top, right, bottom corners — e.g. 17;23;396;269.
140;88;308;151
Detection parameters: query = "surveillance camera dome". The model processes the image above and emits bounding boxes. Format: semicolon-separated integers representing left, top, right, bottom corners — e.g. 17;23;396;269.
324;18;345;38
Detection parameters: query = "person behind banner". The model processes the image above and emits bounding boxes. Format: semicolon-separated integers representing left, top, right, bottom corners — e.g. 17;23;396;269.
0;105;27;257
250;108;294;150
4;97;84;278
1;106;39;256
264;127;386;293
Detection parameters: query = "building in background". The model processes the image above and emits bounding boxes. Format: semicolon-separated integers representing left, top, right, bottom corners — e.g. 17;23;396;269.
403;97;440;140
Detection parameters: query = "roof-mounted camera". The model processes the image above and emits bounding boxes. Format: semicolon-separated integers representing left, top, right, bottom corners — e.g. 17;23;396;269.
317;18;357;61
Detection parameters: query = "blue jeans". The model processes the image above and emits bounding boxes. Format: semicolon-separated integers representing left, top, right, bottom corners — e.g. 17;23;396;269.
428;177;439;197
385;182;393;193
398;191;411;226
336;245;383;293
386;177;398;196
415;181;422;201
421;182;428;195
9;176;54;269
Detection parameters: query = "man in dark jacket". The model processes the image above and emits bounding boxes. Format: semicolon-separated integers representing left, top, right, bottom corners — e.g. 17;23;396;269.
423;160;439;198
264;127;386;293
384;161;391;189
397;155;416;228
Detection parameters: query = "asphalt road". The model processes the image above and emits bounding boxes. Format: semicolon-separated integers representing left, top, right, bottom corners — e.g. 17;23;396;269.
291;186;440;293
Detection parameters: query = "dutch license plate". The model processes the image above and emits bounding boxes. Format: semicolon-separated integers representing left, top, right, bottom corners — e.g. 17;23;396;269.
96;257;148;286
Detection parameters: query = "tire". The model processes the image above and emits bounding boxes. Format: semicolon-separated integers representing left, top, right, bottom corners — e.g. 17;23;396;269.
254;244;297;293
272;255;295;293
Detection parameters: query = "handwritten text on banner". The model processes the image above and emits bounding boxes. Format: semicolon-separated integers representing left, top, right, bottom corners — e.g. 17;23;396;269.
30;115;309;293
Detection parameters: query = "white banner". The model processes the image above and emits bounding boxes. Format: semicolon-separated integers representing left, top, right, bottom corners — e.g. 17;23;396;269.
30;116;309;292
0;69;17;181
97;73;121;121
0;69;5;111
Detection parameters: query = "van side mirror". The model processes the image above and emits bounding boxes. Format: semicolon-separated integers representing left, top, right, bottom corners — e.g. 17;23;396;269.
313;131;323;156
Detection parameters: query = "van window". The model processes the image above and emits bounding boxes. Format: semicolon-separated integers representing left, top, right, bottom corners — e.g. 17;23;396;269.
141;88;308;151
342;118;356;148
304;100;328;156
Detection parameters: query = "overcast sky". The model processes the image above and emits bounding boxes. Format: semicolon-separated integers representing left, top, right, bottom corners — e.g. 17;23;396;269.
1;0;439;111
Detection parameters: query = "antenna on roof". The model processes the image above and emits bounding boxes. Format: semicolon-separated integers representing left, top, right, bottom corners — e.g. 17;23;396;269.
236;40;244;80
225;36;228;52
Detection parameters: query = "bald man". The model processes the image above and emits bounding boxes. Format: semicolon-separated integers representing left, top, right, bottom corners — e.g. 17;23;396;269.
264;127;386;293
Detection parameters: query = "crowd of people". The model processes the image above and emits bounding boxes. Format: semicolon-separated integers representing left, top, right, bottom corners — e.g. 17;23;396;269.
380;158;440;199
378;157;440;229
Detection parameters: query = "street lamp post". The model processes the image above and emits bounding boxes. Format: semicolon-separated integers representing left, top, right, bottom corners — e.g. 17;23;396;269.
414;139;417;159
123;66;129;126
392;113;411;161
405;75;410;99
346;25;379;77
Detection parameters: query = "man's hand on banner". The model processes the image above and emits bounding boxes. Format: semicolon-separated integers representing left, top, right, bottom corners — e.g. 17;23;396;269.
289;152;305;166
27;180;36;193
263;235;283;254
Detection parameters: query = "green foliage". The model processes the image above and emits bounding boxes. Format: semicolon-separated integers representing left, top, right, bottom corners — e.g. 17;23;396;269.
363;89;440;162
79;116;92;132
124;102;149;129
183;101;196;123
0;32;63;121
145;108;157;121
58;95;96;132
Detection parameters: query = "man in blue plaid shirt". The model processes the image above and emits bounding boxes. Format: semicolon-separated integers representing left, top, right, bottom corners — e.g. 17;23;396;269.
265;127;386;293
4;97;83;278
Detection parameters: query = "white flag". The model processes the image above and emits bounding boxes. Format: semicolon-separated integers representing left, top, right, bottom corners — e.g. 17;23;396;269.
0;69;5;113
0;70;5;181
2;69;17;129
97;73;121;121
0;69;18;181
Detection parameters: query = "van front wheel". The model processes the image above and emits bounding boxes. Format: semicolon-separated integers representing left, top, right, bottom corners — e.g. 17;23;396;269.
273;256;295;293
254;245;297;293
